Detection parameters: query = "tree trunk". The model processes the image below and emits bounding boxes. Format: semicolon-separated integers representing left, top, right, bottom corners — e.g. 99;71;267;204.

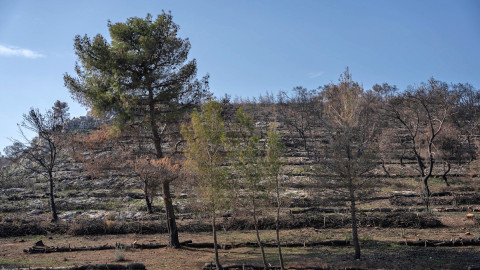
252;197;268;269
413;149;426;177
422;172;432;211
49;171;58;221
212;213;222;270
400;145;406;167
349;179;360;260
467;135;475;162
145;195;153;214
143;179;154;214
442;161;451;187
422;144;434;212
381;159;390;177
148;88;180;248
275;179;285;270
162;182;179;248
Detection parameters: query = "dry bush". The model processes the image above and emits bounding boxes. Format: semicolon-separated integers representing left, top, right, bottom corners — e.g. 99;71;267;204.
65;124;115;179
362;212;443;228
66;218;168;235
67;218;106;235
114;246;126;262
133;157;182;198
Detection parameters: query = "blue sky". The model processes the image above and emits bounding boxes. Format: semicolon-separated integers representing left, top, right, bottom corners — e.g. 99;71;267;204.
0;0;479;152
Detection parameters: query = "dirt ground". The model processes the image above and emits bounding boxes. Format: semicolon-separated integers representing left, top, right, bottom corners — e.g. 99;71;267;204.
1;214;480;270
1;176;480;269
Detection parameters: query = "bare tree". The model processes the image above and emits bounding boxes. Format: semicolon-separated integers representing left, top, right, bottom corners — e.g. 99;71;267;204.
385;93;427;177
436;123;472;186
451;83;480;161
277;86;323;160
386;79;457;209
5;102;69;221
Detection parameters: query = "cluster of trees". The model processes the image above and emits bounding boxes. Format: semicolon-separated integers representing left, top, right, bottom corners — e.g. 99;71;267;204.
3;12;480;268
182;100;286;268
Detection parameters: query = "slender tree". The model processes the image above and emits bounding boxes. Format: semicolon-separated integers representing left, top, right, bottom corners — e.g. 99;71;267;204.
231;108;268;269
64;12;209;247
5;102;69;221
264;122;286;270
182;100;229;270
319;68;378;259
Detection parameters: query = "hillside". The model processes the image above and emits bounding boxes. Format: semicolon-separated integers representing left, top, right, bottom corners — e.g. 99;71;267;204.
1;102;479;230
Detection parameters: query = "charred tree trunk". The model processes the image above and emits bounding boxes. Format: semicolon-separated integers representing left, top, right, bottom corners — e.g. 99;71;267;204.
145;194;153;214
400;144;406;167
381;159;390;177
212;212;222;270
48;171;58;221
149;88;179;248
143;179;154;214
442;161;451;187
413;148;426;177
349;179;361;260
275;178;285;270
252;196;268;269
467;135;475;162
163;182;179;248
422;143;434;212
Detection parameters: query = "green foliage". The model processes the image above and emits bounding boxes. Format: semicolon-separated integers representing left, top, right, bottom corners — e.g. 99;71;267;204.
229;109;286;204
64;12;208;127
231;108;264;201
181;100;229;213
265;122;285;190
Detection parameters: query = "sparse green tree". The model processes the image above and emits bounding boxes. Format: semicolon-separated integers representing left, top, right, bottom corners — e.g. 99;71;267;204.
231;108;268;269
264;122;286;270
181;100;228;270
319;68;378;259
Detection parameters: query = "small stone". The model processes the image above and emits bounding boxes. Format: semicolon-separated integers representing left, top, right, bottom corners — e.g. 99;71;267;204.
34;240;44;246
60;212;75;220
28;209;43;216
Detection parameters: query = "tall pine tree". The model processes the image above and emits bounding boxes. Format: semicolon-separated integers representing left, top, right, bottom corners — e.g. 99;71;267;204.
64;12;209;247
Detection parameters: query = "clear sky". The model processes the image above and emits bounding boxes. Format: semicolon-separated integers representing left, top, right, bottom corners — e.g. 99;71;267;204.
0;0;479;152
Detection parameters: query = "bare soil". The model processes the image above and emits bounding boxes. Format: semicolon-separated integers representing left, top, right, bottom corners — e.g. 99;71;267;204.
1;213;480;270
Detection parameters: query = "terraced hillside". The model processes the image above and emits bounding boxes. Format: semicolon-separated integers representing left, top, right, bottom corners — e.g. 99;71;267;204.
1;103;479;235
